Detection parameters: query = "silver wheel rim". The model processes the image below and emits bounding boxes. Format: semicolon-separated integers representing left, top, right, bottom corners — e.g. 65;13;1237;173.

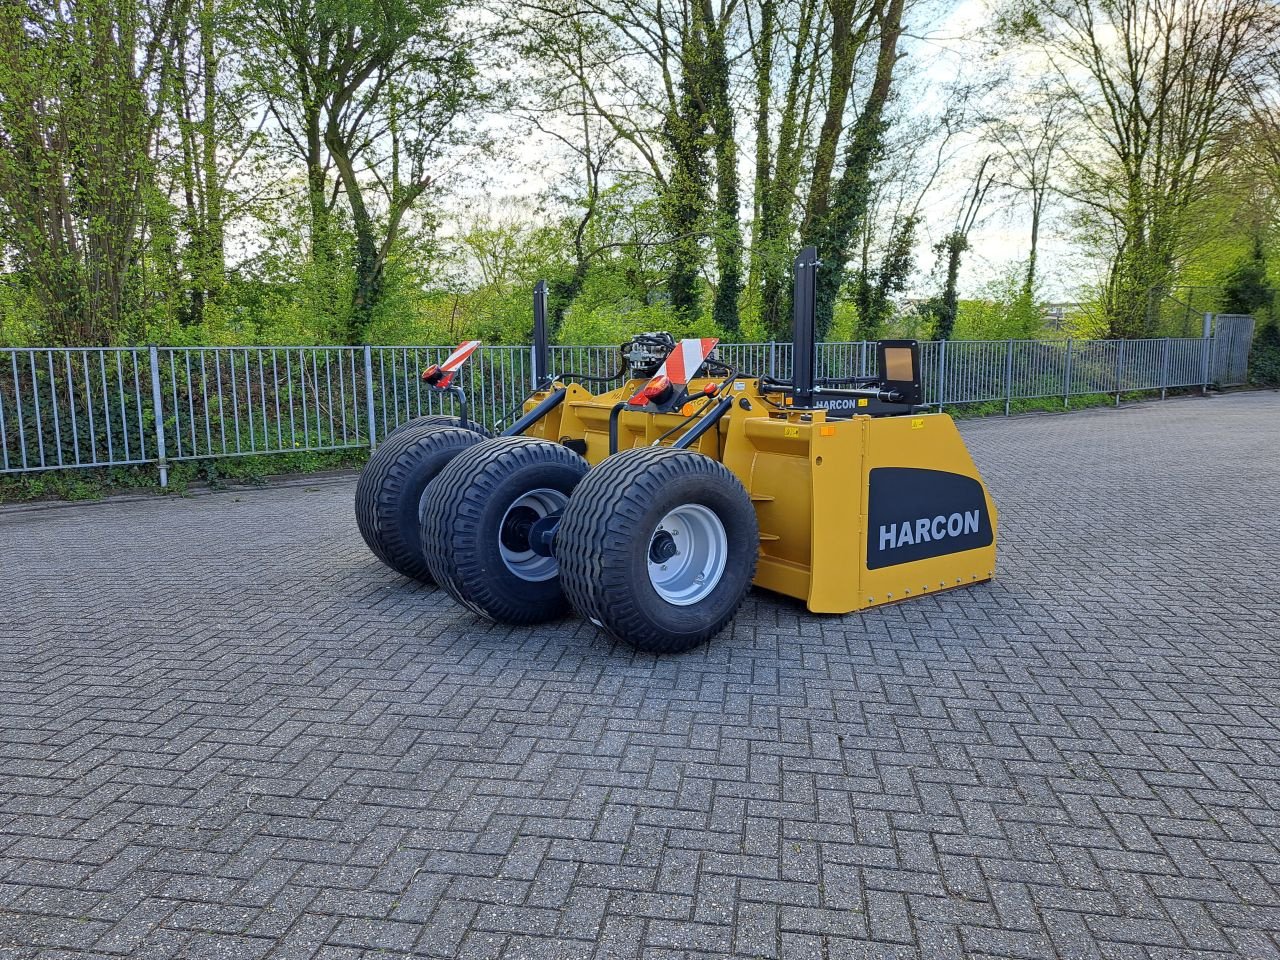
646;504;728;606
499;488;567;582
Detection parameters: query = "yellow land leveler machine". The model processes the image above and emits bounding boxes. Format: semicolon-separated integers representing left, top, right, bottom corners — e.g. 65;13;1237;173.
355;248;997;653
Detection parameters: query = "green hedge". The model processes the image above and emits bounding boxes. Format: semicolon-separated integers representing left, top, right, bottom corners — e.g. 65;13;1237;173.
1250;321;1280;387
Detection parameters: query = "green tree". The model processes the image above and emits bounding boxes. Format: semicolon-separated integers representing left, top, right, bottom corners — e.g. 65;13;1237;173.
0;0;183;344
512;0;744;332
514;16;623;337
954;263;1046;340
1221;236;1275;316
236;0;489;341
851;214;917;339
746;0;821;335
986;84;1065;297
698;0;743;333
1019;0;1273;337
803;0;908;340
926;155;996;340
168;0;275;330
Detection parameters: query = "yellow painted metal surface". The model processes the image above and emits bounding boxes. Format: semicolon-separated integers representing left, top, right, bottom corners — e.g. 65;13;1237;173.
519;379;728;463
521;377;998;614
852;413;998;613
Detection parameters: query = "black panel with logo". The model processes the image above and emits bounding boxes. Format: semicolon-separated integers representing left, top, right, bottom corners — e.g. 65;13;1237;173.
866;467;993;569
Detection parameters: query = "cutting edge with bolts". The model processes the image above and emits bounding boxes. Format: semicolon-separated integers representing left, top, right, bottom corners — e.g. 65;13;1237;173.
354;247;998;654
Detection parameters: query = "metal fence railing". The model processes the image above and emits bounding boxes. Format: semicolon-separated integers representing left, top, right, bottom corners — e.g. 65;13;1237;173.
1211;315;1255;386
0;331;1253;486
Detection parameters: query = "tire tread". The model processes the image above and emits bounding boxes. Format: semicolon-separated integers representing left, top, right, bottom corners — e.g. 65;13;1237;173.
423;437;588;623
354;422;482;581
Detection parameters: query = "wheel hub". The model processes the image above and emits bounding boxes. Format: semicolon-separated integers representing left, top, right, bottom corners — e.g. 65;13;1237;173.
500;505;539;553
646;504;728;606
498;488;569;582
648;530;678;564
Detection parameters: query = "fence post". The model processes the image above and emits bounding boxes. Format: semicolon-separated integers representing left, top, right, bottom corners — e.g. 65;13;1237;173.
1160;337;1171;401
1064;339;1073;408
364;345;377;451
768;341;777;380
148;345;168;488
937;339;946;412
1201;312;1213;394
1115;338;1124;406
1004;339;1014;416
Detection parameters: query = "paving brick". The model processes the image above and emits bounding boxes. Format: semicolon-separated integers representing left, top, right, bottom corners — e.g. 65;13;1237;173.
1;392;1278;958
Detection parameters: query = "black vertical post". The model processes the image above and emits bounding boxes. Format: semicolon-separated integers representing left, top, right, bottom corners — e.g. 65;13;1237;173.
532;280;550;385
791;246;819;407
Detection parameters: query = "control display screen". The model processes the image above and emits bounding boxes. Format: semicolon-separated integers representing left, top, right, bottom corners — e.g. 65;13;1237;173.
883;346;915;382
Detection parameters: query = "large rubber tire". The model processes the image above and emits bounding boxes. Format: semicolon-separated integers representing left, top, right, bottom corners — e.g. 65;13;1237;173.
386;414;490;439
557;448;759;654
354;423;485;582
422;437;589;623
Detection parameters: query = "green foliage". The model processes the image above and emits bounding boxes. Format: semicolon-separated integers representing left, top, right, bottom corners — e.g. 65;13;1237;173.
991;0;1043;42
1030;0;1269;339
1062;293;1116;340
923;231;970;341
851;215;918;340
0;279;40;347
0;0;171;345
1250;320;1280;387
953;265;1047;340
827;300;860;342
1221;237;1276;318
0;0;1275;353
558;268;721;345
148;211;359;346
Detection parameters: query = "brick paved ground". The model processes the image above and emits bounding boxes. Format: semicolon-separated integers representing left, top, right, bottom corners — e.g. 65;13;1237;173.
1;391;1279;960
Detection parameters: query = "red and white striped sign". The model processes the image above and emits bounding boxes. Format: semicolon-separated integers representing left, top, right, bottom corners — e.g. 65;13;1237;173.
662;337;719;385
442;340;482;371
628;337;718;404
435;340;482;387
